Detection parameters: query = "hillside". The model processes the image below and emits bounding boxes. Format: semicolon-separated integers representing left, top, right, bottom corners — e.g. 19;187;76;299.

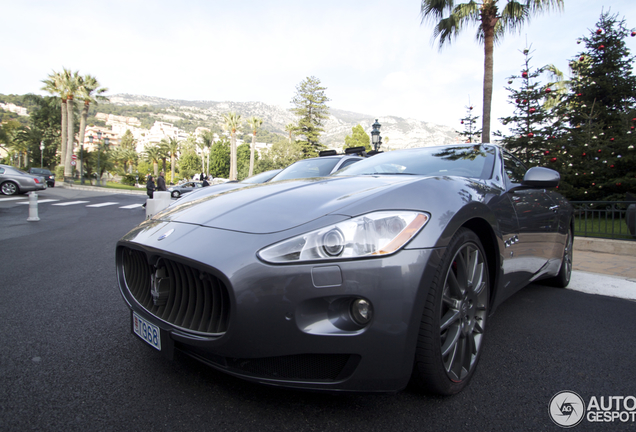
105;94;461;149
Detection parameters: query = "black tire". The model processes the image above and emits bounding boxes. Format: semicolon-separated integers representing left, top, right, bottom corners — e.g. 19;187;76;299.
544;226;573;288
171;191;180;198
1;181;19;196
411;228;489;396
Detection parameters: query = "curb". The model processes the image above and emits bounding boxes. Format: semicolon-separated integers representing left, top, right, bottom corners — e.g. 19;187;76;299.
574;236;636;255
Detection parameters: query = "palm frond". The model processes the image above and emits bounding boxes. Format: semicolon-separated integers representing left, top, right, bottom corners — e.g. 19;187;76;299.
421;0;455;24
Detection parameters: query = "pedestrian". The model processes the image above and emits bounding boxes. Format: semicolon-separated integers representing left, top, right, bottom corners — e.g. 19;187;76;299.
157;171;167;191
202;178;210;187
201;172;206;181
143;175;155;208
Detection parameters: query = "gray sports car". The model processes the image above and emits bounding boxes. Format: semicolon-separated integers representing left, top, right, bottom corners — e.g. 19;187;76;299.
0;164;47;195
116;144;573;395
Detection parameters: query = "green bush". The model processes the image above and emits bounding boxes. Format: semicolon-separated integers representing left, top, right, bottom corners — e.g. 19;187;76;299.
120;174;136;186
54;165;64;180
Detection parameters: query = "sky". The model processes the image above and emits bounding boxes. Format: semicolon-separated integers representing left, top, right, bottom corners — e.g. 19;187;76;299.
1;0;635;132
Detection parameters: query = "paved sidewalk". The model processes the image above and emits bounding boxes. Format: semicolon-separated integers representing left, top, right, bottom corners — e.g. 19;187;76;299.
573;250;636;279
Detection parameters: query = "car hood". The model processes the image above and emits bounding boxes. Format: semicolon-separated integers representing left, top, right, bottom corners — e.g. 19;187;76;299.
154;176;420;234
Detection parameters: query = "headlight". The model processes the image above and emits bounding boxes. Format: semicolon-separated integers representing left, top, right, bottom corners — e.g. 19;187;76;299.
258;211;429;263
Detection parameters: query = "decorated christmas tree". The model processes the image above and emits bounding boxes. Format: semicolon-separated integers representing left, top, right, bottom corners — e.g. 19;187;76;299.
457;103;481;143
496;47;559;166
556;11;636;200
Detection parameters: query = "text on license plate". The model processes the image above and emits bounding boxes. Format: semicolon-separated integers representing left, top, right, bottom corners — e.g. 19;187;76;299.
133;312;161;350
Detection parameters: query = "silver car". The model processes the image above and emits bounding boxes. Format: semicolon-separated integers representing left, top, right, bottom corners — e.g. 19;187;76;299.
0;164;46;195
116;144;573;395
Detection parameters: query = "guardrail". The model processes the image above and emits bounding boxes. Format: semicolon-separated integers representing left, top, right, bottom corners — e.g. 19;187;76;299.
570;201;636;240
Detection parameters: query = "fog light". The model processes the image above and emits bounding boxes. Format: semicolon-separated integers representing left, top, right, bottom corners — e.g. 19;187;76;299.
351;298;373;325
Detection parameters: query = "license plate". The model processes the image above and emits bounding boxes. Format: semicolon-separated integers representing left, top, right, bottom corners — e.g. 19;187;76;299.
133;312;161;350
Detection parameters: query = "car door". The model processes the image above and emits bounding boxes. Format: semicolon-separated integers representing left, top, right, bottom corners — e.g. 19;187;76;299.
503;152;560;280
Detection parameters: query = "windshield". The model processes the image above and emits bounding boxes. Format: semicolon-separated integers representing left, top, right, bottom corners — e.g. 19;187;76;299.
270;158;341;182
242;169;282;184
334;145;496;180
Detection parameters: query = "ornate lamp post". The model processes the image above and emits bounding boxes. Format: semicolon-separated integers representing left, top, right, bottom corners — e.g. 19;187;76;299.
39;141;44;168
371;119;382;152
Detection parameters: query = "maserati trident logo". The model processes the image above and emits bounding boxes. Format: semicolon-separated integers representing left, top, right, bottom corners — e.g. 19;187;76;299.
150;259;170;306
157;228;174;241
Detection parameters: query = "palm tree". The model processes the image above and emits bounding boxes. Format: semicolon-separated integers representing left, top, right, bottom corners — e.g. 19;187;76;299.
144;145;161;177
77;75;109;176
41;71;67;167
222;112;242;181
166;137;180;183
200;131;215;177
157;139;170;174
246;117;263;177
420;0;563;143
284;123;295;145
61;69;80;178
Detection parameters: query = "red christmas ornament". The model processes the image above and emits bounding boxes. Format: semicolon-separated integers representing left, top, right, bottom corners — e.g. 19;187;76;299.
461;120;464;124
610;138;615;141
515;98;520;103
616;183;622;186
577;93;583;97
551;157;557;162
522;72;528;78
522;99;527;103
631;126;635;130
610;165;615;168
599;45;605;50
582;153;586;156
469;106;473;110
529;108;536;114
596;29;602;34
632;118;636;122
545;150;550;155
598;149;602;153
579;56;585;61
545;88;552;93
528;132;534;138
632;31;636;37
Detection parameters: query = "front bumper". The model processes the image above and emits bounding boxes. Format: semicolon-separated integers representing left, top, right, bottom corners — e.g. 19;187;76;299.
117;220;444;392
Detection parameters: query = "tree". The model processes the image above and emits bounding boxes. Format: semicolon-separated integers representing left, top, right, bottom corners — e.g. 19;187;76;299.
209;137;230;178
119;130;137;150
458;103;481;143
237;142;254;180
178;151;201;180
284;123;294;145
41;71;68;169
343;124;371;151
166;137;180;183
554;11;636;200
496;47;557;165
144;145;161;177
77;74;108;176
222;112;242;180
420;0;563;143
290;76;330;156
61;69;80;178
256;138;304;171
200;130;215;176
247;116;263;177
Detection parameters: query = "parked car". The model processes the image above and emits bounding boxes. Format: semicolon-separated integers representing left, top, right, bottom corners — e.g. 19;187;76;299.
28;167;55;187
240;169;282;184
167;181;204;198
268;151;364;182
0;164;46;195
116;144;573;395
29;168;55;187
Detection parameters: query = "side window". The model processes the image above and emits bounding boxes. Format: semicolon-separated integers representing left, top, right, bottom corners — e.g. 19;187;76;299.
502;152;527;184
0;167;4;174
339;158;361;170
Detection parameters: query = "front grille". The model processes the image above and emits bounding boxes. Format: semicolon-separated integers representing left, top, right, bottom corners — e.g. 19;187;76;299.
120;247;230;334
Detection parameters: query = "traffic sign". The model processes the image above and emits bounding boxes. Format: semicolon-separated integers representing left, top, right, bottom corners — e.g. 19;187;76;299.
71;160;77;166
72;154;77;160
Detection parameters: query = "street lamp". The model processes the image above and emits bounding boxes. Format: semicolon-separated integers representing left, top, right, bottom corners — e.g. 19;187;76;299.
371;119;382;152
39;141;44;168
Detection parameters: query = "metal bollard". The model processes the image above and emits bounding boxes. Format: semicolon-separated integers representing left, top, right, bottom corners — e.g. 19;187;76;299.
27;192;40;222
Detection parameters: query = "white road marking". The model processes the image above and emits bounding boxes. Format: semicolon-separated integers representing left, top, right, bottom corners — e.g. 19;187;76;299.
52;201;90;206
86;202;119;207
119;204;143;209
16;199;59;204
0;197;28;201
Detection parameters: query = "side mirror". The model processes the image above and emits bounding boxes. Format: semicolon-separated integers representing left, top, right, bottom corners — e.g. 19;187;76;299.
522;167;560;188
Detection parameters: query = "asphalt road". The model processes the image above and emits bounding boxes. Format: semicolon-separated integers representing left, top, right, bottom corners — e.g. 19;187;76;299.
1;189;635;431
